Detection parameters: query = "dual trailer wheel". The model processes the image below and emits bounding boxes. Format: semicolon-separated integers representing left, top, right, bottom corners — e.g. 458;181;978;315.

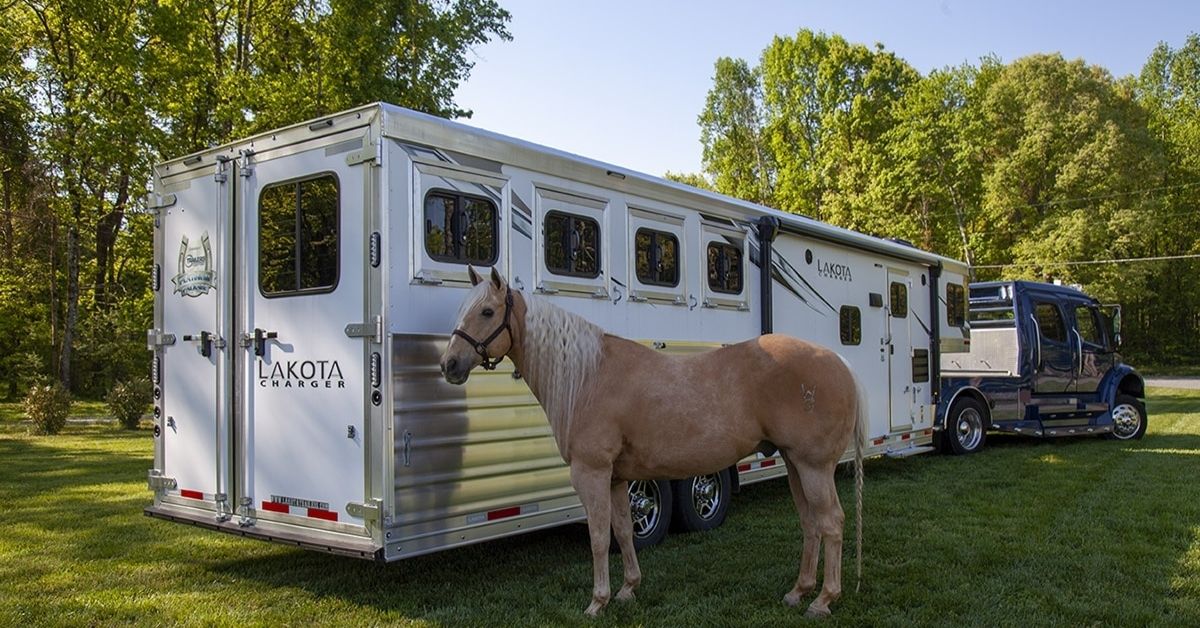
939;393;1147;455
626;469;733;550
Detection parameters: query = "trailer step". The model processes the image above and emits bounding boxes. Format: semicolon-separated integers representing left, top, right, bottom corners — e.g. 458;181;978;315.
885;445;936;459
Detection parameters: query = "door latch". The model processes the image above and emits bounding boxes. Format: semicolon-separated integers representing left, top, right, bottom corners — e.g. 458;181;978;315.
252;328;278;357
182;331;214;358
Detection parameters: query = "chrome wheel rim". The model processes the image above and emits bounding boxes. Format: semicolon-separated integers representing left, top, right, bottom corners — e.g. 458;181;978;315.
690;474;723;521
1111;403;1142;440
628;480;662;539
955;407;983;451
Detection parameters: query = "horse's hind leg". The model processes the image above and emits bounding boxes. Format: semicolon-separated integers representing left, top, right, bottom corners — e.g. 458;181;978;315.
795;462;845;619
571;463;614;617
782;458;820;608
609;480;642;601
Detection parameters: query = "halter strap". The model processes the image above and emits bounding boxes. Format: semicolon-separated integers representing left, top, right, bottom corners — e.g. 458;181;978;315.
451;287;513;371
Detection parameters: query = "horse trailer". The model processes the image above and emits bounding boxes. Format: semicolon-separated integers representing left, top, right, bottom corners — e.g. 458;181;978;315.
145;103;970;561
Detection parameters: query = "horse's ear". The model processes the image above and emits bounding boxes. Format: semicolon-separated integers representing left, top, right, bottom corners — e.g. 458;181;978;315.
490;266;505;290
467;265;484;286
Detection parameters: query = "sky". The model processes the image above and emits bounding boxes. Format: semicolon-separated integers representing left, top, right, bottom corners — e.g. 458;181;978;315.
453;0;1200;178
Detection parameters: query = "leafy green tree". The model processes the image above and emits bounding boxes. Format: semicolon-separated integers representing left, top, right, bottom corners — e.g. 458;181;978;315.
698;57;773;205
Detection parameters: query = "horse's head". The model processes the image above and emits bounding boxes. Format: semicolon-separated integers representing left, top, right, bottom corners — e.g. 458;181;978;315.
440;266;515;385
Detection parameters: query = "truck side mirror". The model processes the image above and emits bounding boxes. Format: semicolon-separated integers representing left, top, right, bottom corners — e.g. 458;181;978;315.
1102;304;1122;350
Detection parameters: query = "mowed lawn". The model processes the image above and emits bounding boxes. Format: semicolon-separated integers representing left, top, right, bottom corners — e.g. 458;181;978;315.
1;390;1197;627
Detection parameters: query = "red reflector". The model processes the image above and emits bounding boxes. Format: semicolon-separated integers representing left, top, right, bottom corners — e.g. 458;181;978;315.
737;464;752;472
180;489;203;500
487;506;521;521
901;433;911;440
873;438;885;446
307;508;339;522
261;501;289;514
760;459;777;468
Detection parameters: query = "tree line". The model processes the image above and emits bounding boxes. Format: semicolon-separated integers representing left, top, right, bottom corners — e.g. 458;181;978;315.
0;0;510;399
679;30;1200;366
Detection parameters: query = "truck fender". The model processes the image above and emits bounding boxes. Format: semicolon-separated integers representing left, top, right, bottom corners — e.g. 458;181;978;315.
1099;364;1145;403
937;385;991;430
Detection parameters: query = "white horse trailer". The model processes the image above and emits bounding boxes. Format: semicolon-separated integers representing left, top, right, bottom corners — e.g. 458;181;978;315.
145;103;970;560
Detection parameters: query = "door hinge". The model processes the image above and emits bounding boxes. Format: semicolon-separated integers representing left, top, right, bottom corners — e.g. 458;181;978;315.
346;138;382;167
147;329;177;349
346;498;385;526
345;316;383;343
147;470;177;493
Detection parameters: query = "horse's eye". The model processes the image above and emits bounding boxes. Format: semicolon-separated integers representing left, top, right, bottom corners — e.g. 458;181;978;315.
481;308;495;318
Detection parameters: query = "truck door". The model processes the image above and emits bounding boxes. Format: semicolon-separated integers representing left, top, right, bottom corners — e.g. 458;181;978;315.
1069;301;1112;395
157;161;233;512
886;269;914;430
1029;299;1074;395
235;142;369;531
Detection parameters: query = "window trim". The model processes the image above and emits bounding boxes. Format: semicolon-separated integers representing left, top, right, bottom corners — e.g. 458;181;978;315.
422;188;500;266
543;209;602;279
839;305;862;346
634;227;681;288
258;171;341;299
706;241;744;295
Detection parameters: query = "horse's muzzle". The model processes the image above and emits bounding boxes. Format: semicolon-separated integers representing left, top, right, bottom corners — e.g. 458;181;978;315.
440;356;471;385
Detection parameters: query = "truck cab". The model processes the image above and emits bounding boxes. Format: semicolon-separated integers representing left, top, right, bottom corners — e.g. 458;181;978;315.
937;280;1146;454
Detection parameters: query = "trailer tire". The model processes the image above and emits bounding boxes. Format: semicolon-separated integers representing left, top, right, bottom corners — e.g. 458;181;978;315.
671;469;732;533
944;396;987;455
1104;394;1147;441
627;479;672;550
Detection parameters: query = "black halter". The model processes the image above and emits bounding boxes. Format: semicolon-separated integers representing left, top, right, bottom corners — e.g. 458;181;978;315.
452;287;513;371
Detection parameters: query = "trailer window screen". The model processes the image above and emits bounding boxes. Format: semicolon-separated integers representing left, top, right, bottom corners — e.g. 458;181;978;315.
1034;302;1066;342
259;174;339;296
544;211;600;278
839;305;861;345
707;242;743;294
890;282;908;318
424;191;498;265
947;283;966;327
635;228;679;287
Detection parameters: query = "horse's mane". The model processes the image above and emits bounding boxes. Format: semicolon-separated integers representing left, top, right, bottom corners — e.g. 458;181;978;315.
521;294;605;459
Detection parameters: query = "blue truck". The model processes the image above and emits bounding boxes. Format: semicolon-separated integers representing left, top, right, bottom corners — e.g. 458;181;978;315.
936;280;1146;454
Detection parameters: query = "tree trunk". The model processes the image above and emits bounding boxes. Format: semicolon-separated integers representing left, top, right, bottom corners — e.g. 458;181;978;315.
2;168;11;261
60;212;80;390
93;173;129;308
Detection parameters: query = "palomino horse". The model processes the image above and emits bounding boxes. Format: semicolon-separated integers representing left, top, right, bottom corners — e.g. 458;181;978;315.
440;267;865;619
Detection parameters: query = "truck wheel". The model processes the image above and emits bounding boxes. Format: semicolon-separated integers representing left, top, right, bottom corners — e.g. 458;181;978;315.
628;479;672;550
1104;394;1147;441
671;469;732;533
944;396;987;455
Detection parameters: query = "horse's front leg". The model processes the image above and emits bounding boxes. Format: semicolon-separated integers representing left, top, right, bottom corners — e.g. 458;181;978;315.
609;479;641;601
571;463;614;617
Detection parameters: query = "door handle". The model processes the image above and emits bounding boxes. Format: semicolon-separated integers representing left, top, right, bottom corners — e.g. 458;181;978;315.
253;328;278;357
182;331;213;358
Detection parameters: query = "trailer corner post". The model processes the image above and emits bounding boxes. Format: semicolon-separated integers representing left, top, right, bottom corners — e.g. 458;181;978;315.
756;216;781;335
930;262;942;404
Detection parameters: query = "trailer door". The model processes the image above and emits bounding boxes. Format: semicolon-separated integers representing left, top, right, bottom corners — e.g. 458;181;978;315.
886;269;914;431
236;143;368;530
157;162;233;511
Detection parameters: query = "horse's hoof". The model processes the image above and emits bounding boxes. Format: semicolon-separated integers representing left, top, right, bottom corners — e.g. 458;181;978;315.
616;586;636;602
783;591;804;607
584;601;605;617
804;606;831;620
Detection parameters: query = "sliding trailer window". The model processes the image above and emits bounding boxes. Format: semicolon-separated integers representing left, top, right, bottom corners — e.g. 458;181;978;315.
839;305;862;345
259;173;339;296
628;206;686;305
946;282;966;328
890;281;908;318
424;190;498;265
534;187;608;298
544;211;601;278
700;221;748;310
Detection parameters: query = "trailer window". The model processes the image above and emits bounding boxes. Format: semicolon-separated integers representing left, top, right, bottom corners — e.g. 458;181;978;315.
1075;306;1104;346
946;283;966;327
707;242;743;294
890;282;907;318
259;174;339;296
544;210;600;278
839;305;861;345
635;228;679;287
1034;302;1066;343
424;191;498;265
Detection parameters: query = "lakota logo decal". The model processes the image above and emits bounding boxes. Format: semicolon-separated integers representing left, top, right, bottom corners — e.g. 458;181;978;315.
257;359;346;389
817;259;853;282
173;232;216;297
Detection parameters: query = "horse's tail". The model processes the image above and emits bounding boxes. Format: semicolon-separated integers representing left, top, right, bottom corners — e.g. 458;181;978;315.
845;356;866;594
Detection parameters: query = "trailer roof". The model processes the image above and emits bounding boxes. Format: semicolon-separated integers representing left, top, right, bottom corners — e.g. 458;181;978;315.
156;102;968;272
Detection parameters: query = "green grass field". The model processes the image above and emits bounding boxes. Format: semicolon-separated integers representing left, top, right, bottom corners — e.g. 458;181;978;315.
1;390;1197;627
